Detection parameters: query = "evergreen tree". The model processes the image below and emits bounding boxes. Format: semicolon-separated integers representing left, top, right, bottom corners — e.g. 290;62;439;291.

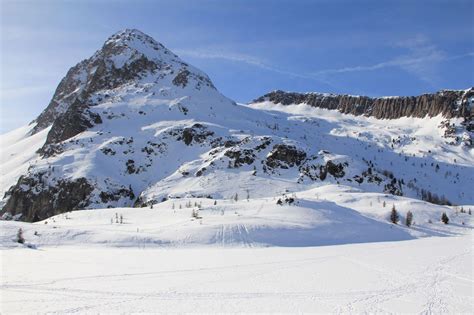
405;211;413;227
16;228;25;244
441;212;449;224
390;205;399;224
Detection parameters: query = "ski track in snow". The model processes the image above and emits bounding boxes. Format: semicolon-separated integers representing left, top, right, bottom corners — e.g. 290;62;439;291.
1;235;472;313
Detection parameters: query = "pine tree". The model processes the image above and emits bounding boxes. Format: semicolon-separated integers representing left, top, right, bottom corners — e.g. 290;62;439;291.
390;206;399;224
405;211;413;227
192;209;200;219
441;212;449;224
16;228;25;244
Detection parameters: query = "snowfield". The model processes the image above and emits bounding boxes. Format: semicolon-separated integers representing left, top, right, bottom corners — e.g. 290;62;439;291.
1;235;472;313
1;190;472;313
1;186;472;248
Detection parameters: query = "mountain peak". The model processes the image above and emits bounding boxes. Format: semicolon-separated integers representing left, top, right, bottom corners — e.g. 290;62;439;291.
31;29;218;135
105;29;164;50
99;29;179;67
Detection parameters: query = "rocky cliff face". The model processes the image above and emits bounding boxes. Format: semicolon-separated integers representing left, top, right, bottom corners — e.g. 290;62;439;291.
254;89;473;120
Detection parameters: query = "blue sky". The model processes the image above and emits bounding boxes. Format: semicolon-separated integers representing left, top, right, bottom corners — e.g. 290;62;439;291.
1;0;473;132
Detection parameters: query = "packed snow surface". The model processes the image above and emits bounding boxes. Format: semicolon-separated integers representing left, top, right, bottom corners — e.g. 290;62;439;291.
1;234;472;313
2;185;471;313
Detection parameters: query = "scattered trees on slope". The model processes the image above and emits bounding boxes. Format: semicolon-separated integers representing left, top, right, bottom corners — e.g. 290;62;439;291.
390;205;399;224
405;211;413;227
441;212;449;224
16;228;25;244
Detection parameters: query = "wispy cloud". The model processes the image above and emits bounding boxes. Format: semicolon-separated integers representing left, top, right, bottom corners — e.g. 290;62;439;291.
175;37;473;88
312;35;474;84
175;49;317;80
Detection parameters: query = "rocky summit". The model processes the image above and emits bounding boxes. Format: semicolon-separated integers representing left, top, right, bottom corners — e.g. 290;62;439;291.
1;29;473;222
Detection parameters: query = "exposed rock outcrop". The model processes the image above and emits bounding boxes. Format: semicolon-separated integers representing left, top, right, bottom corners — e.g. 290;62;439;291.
255;88;473;120
2;176;94;222
225;149;256;168
266;144;307;169
176;124;215;146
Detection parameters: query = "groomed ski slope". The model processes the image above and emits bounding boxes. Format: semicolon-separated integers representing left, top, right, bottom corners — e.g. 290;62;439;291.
1;234;472;313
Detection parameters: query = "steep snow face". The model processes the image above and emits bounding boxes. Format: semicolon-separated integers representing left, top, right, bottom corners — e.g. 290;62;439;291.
1;29;473;222
0;124;50;210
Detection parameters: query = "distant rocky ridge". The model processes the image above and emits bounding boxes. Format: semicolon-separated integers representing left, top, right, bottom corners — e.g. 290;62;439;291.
254;89;473;121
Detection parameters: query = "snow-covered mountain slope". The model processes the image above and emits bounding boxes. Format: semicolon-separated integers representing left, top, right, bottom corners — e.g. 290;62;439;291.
0;124;51;211
1;29;473;227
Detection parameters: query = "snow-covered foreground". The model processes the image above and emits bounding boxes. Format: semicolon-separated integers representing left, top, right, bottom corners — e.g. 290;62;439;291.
1;234;472;313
